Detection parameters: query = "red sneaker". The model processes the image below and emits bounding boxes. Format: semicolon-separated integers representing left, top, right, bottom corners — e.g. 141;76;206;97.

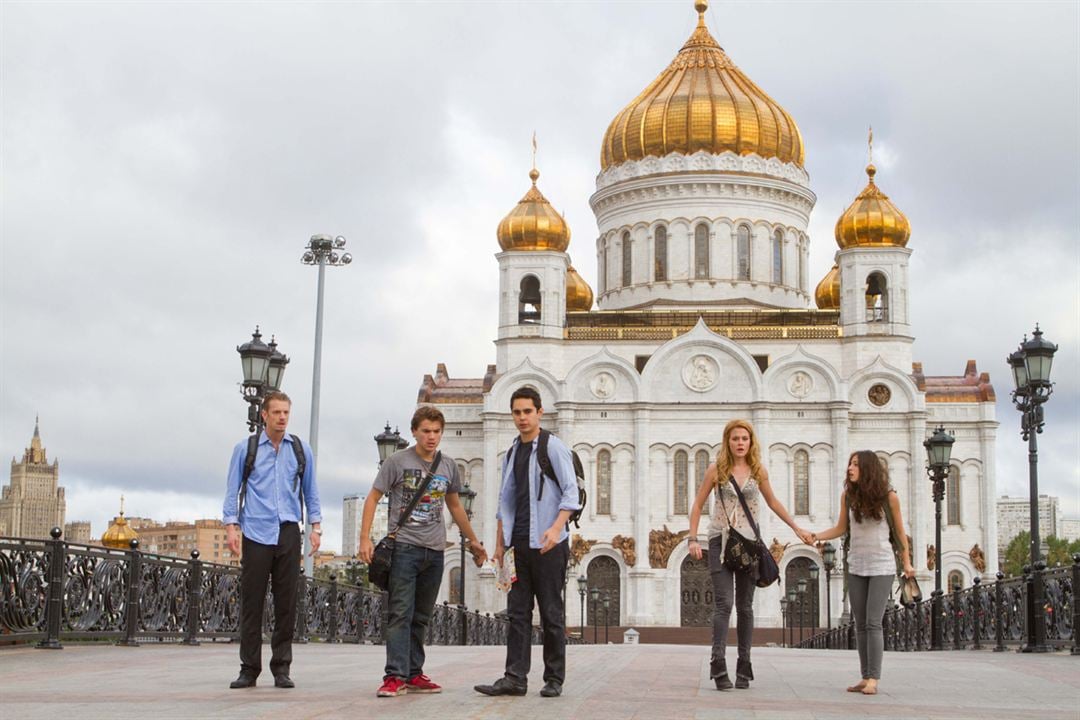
377;677;408;697
406;674;442;694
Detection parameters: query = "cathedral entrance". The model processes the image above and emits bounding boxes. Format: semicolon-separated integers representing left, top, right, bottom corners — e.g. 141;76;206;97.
680;552;712;626
586;556;621;627
785;556;820;628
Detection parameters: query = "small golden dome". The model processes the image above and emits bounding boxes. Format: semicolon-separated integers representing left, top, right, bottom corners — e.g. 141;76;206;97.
834;164;911;249
496;168;571;252
601;0;804;171
566;265;594;311
814;264;840;309
101;510;139;550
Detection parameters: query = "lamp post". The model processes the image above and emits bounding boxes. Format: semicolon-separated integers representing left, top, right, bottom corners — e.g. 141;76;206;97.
797;577;808;645
589;587;600;644
786;587;797;648
300;234;352;576
1008;325;1057;653
779;597;789;648
237;327;289;432
924;424;955;651
808;564;820;630
374;422;409;468
576;575;588;641
457;482;476;642
602;590;611;644
822;542;836;631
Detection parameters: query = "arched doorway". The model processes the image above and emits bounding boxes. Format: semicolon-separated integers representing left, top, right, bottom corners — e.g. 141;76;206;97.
785;556;820;629
681;552;712;626
586;556;620;627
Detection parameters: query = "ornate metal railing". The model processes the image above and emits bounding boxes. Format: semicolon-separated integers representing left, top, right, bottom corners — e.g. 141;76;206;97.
0;530;517;648
796;554;1079;654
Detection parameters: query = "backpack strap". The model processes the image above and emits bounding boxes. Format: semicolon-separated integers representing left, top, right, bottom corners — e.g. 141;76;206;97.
289;434;306;525
536;429;558;501
239;433;260;519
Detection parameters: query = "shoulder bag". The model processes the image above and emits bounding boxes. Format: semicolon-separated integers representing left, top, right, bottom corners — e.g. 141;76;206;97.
720;476;781;588
368;451;442;592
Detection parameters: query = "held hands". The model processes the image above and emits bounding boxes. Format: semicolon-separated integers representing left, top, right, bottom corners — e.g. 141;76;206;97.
358;536;374;564
795;528;815;545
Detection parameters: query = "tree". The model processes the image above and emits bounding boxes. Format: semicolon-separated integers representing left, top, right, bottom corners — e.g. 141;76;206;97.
1002;531;1080;576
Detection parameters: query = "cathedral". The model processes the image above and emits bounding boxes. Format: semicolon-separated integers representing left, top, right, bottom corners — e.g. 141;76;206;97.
420;1;998;629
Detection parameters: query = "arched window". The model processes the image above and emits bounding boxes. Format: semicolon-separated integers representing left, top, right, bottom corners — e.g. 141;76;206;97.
449;567;462;605
948;570;965;592
794;450;809;515
695;450;711;515
737;225;751;280
597;450;612;515
947;465;961;526
865;272;889;322
694;224;709;279
772;229;784;284
654;226;668;282
518;275;541;324
621;231;632;287
674;450;689;515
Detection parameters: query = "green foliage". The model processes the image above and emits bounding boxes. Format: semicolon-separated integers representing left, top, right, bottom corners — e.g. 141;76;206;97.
1002;531;1080;576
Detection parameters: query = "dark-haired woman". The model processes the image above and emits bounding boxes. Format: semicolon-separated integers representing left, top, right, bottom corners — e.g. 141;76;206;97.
811;451;914;696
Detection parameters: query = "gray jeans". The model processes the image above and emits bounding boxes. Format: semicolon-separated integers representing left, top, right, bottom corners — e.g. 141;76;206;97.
848;574;893;680
708;535;756;662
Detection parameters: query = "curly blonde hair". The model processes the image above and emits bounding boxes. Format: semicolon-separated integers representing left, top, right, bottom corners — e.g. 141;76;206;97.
714;419;764;485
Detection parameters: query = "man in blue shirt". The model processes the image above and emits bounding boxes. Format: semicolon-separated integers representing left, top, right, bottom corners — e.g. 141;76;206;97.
222;391;322;689
475;387;580;698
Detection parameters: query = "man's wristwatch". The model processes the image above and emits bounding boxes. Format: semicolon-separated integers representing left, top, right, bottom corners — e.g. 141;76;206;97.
311;528;323;536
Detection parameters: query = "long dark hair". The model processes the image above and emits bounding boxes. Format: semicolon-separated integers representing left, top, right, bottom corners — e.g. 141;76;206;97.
846;450;890;523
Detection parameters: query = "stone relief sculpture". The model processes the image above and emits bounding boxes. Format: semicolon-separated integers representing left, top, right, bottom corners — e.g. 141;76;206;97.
787;371;813;398
591;371;615;399
570;534;598;567
926;544;936;570
969;543;986;573
648;525;689;568
611;534;637;567
683;354;718;392
769;537;790;565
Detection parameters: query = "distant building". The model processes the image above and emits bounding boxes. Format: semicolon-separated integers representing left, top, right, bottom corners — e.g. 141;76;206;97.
64;520;92;544
0;418;65;539
134;518;240;567
1059;519;1080;543
343;492;389;557
996;495;1059;555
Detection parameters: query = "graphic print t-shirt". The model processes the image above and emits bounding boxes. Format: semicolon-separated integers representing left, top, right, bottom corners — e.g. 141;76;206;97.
373;448;462;551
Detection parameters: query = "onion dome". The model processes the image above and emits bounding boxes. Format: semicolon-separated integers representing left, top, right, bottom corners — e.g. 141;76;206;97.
814;264;840;310
834;164;911;248
600;0;804;171
101;497;138;550
566;265;594;311
496;168;571;252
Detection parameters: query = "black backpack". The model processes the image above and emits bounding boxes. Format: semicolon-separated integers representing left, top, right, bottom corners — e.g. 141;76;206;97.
239;433;307;522
532;429;587;529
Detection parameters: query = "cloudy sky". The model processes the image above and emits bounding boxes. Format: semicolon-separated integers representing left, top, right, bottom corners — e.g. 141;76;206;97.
2;0;1077;553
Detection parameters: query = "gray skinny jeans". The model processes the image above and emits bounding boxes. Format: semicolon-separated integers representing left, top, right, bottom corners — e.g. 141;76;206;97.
708;535;755;664
848;573;893;680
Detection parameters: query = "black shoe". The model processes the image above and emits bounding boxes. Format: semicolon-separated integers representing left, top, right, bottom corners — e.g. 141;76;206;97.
734;676;750;689
735;658;753;689
474;677;527;696
230;673;257;689
715;675;734;691
274;674;295;689
710;655;733;690
540;681;562;697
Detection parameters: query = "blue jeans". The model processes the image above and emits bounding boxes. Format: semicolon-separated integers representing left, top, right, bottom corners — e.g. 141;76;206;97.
384;541;444;681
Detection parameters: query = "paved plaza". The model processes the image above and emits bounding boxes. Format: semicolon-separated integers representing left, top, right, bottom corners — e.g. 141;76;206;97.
1;641;1077;720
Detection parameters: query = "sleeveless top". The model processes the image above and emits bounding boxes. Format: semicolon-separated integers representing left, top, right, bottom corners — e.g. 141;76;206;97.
707;475;761;559
847;495;896;576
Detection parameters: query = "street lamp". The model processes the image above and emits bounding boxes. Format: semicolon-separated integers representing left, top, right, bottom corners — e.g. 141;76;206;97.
576;575;587;642
374;422;408;467
779;597;789;648
589;587;600;644
924;424;955;651
822;542;836;631
457;482;476;642
808;564;820;630
237;327;290;432
786;587;797;648
301;234;352;576
1008;325;1057;654
602;590;611;644
797;577;808;645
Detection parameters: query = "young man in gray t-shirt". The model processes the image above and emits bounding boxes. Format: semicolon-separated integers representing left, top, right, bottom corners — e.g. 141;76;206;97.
359;405;486;697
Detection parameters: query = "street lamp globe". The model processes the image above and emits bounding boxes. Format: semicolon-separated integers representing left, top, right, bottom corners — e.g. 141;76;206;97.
797;577;808;595
374;422;402;465
786;587;797;604
924;425;955;472
237;327;272;389
265;336;289;391
823;542;836;571
808;565;819;582
577;574;587;595
1021;326;1057;389
460;483;477;520
589;587;600;603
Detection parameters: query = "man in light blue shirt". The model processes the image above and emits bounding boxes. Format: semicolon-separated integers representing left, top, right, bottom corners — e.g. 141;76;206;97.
475;387;580;699
222;391;322;690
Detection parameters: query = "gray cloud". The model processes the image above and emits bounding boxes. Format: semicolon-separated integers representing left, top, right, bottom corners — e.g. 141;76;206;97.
3;1;1077;551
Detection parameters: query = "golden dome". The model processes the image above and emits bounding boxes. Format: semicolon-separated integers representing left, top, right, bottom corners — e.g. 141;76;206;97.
101;496;139;550
834;164;911;249
600;0;804;171
814;264;840;310
566;265;594;311
496;168;571;252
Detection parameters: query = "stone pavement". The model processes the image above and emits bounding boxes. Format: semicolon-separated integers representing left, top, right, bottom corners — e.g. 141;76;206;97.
1;642;1077;720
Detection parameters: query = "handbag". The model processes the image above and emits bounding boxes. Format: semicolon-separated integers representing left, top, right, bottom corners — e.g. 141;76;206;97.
368;451;441;592
899;574;923;607
720;476;780;588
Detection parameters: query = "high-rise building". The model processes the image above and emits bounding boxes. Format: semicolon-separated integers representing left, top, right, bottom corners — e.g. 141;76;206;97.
64;520;92;544
0;418;65;539
996;495;1059;555
1059;519;1080;543
342;494;361;557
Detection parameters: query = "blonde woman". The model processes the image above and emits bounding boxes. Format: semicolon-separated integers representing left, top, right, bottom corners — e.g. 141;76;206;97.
688;419;813;690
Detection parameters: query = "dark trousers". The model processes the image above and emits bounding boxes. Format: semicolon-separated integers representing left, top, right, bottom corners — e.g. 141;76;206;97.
708;535;756;665
239;522;301;678
384;542;444;680
505;539;568;687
